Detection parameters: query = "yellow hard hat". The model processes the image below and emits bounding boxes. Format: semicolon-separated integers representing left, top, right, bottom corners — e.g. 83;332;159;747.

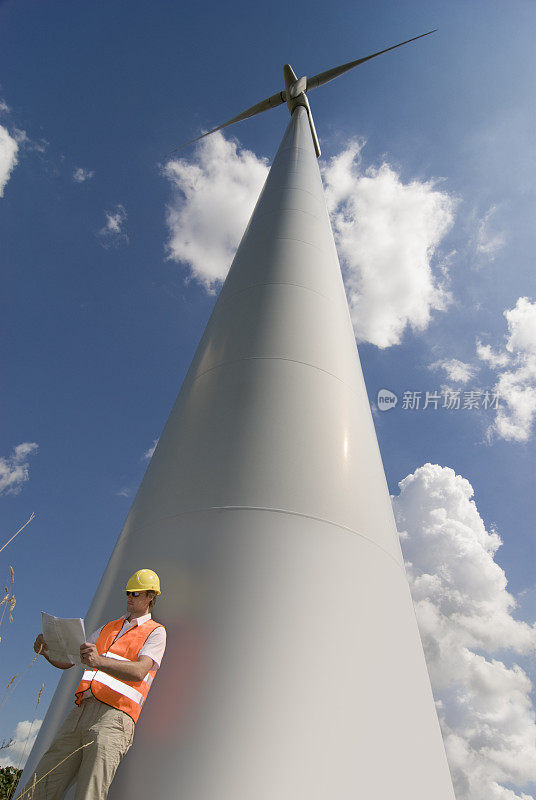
126;569;161;595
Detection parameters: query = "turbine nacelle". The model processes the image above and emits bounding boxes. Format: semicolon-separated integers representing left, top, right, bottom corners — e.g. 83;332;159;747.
287;74;307;100
283;65;320;156
172;30;437;159
284;65;306;102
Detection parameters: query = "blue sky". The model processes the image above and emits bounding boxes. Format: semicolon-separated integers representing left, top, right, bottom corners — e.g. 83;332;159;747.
1;1;535;798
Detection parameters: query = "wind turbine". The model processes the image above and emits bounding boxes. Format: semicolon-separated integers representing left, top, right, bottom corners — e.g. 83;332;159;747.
21;31;456;800
173;29;436;157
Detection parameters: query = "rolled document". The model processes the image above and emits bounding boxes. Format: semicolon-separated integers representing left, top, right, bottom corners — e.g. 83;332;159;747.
41;612;86;665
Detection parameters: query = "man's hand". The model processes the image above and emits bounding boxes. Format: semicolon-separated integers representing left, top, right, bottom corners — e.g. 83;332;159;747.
34;632;73;669
80;649;154;683
80;642;102;669
34;633;48;655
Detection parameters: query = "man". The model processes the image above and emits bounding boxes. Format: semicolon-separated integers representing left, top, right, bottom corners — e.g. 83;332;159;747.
21;569;166;800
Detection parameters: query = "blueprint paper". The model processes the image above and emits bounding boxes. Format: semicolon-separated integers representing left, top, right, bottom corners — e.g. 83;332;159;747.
41;612;86;665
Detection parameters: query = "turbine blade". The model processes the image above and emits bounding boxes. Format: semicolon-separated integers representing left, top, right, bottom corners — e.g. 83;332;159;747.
170;91;287;153
306;29;437;92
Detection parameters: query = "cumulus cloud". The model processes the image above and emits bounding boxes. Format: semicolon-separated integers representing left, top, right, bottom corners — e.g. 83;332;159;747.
0;443;39;495
143;438;159;460
322;141;457;347
163;132;269;292
0;719;42;768
0;97;49;197
0;125;19;197
162;133;457;344
393;463;536;800
73;167;95;183
477;297;536;442
505;298;536;355
98;204;128;248
430;358;476;384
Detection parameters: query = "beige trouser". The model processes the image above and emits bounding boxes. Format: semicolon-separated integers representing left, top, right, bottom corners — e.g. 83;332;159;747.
20;697;135;800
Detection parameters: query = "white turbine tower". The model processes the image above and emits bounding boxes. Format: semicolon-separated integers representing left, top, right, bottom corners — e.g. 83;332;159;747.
22;31;456;800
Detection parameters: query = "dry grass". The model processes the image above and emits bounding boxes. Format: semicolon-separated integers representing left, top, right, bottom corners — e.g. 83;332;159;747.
0;513;42;798
0;586;16;631
0;564;16;641
1;514;82;800
0;515;35;556
9;683;47;789
0;561;44;709
1;653;40;712
12;741;94;800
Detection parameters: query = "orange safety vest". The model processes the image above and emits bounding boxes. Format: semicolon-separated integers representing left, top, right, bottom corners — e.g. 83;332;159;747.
75;617;163;723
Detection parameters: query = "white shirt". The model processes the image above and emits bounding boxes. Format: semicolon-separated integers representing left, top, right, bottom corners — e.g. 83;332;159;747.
87;613;167;668
80;614;166;702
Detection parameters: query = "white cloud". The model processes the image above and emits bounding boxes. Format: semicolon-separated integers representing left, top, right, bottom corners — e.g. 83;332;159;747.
321;141;457;348
493;365;536;443
8;128;47;153
0;97;48;197
12;128;28;145
478;297;536;442
12;128;48;157
505;298;536;357
0;719;42;768
163;132;269;292
431;358;476;384
476;340;511;369
143;438;159;460
162;133;458;345
393;463;536;800
73;167;95;183
0;442;39;495
475;205;505;262
0;125;19;197
98;204;128;247
115;487;132;498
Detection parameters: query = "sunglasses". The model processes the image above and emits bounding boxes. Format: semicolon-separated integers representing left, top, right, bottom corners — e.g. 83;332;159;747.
125;591;143;597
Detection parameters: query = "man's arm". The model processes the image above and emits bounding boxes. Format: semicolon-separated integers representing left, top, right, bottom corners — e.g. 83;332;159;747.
80;643;154;682
33;634;74;670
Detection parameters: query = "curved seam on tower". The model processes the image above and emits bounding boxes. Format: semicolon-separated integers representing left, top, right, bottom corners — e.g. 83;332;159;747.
251;206;323;226
220;280;339;308
277;144;315;156
237;234;329;256
253;207;323;225
258;183;319;202
242;233;330;254
254;187;320;205
189;355;361;394
124;505;405;574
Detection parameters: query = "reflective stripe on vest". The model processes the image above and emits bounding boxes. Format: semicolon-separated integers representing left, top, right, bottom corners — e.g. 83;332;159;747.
75;617;163;723
81;652;154;688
